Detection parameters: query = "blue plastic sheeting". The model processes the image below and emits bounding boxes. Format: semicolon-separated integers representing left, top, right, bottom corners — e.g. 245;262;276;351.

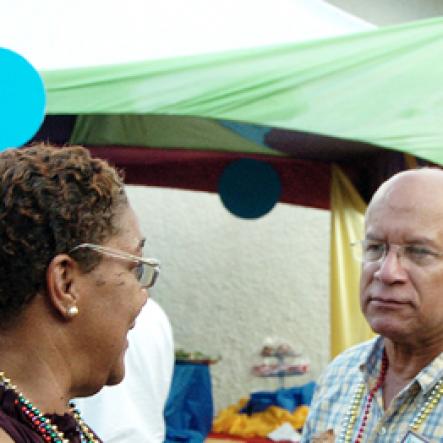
165;362;214;443
165;428;205;443
219;120;270;147
240;382;316;415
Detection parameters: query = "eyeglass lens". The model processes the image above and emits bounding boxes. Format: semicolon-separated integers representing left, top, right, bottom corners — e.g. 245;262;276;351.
137;263;157;288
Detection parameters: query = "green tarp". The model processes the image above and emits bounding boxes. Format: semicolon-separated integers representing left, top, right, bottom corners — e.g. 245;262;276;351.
42;16;443;164
69;115;279;156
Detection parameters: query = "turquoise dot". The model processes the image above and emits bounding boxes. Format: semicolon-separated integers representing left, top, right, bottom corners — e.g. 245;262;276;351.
218;158;281;219
0;48;46;151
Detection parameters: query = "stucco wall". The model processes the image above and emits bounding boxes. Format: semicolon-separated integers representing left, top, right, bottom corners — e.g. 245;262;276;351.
326;0;443;26
126;185;331;413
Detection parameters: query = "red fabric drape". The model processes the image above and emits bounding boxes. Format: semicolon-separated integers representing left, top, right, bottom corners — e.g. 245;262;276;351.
87;146;331;210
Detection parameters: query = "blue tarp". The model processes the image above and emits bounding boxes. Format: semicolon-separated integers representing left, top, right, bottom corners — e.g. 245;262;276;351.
165;362;213;443
240;382;316;415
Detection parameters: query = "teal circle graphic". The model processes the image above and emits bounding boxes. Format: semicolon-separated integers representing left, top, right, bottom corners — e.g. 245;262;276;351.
218;158;281;219
0;48;46;151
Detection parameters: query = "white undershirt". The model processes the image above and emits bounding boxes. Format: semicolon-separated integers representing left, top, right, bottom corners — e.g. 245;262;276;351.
75;299;175;443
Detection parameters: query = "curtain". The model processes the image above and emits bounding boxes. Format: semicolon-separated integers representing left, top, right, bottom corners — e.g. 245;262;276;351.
330;165;374;358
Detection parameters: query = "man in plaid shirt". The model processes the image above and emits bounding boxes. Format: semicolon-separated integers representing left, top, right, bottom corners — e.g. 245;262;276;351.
303;168;443;442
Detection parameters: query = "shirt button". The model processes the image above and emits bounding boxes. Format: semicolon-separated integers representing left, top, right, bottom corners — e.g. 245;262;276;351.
380;427;387;435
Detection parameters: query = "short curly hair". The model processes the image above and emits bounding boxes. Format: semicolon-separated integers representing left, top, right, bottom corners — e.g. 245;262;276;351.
0;144;127;324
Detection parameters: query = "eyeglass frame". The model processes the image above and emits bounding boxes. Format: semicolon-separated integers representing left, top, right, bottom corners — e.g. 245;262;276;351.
350;239;443;266
69;243;160;288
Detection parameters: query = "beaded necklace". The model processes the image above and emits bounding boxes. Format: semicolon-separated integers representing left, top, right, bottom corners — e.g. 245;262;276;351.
338;355;443;443
0;371;99;443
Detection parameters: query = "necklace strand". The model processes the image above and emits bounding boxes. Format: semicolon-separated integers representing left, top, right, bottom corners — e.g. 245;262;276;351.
410;378;443;432
338;357;443;442
339;352;388;443
0;371;99;443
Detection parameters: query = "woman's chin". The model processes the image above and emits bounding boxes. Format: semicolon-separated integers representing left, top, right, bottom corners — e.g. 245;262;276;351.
105;365;125;386
105;352;127;386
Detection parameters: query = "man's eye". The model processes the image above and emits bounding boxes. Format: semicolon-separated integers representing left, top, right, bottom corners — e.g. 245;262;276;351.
366;243;383;251
362;242;385;261
365;242;384;253
405;245;433;260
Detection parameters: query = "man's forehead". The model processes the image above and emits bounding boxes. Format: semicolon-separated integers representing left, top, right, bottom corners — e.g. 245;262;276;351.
369;169;443;212
365;171;443;241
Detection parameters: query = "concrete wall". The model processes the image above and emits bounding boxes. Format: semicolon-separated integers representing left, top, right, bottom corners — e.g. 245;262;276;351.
326;0;443;26
126;185;330;413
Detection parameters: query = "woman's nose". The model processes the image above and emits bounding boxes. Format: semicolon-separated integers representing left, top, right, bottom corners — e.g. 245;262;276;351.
141;287;149;304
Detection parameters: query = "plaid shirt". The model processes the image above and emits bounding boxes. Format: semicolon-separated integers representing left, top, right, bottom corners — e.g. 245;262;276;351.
301;336;443;442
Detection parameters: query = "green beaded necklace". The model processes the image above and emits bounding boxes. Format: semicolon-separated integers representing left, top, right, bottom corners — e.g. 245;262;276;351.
0;371;99;443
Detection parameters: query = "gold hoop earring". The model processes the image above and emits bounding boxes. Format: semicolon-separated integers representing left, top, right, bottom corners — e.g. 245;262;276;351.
67;305;79;318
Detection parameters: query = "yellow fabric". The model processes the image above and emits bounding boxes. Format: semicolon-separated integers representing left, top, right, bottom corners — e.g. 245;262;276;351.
403;153;419;169
330;165;374;358
212;397;309;438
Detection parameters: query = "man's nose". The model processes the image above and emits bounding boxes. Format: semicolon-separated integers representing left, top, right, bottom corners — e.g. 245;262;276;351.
373;246;408;284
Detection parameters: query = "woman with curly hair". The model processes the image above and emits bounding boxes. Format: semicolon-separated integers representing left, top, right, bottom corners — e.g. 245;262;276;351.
0;144;160;442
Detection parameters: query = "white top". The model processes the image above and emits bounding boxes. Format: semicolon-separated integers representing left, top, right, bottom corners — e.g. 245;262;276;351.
75;299;175;443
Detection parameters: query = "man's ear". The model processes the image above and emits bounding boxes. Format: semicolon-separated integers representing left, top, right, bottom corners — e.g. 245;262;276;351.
46;254;80;320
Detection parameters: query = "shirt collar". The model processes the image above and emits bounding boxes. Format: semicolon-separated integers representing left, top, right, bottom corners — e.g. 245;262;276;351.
359;336;384;382
359;336;443;394
415;352;443;395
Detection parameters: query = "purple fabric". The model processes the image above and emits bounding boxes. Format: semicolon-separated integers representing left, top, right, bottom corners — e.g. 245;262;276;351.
0;386;102;442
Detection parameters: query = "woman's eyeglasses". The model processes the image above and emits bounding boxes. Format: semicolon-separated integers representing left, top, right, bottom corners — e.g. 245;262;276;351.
69;243;160;288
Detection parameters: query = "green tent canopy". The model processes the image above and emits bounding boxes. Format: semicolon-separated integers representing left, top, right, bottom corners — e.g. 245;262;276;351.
35;16;442;206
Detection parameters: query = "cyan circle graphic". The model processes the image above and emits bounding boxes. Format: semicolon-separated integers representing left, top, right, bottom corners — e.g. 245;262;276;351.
0;48;46;152
218;158;281;219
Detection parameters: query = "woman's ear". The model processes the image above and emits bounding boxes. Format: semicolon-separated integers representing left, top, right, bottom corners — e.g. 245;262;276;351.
46;254;80;320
